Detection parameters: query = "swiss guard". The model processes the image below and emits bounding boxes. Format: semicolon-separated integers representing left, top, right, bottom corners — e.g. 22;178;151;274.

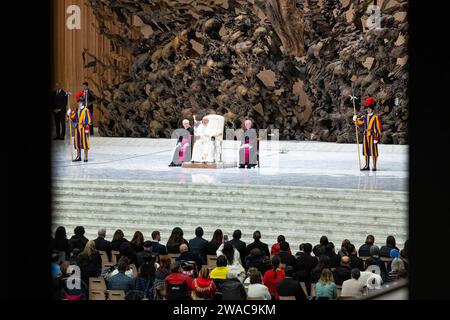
353;97;382;171
239;119;258;169
67;90;92;162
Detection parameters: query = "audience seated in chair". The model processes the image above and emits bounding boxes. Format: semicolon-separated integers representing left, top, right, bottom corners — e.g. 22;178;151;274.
262;256;285;300
276;266;307;301
108;258;135;293
315;268;337;300
247;271;271;300
191;266;217;300
188;227;208;266
341;268;366;298
94;228;112;262
165;262;193;300
110;229;129;252
69;226;89;252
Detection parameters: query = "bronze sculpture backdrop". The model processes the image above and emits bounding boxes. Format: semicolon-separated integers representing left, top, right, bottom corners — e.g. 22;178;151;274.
86;0;408;144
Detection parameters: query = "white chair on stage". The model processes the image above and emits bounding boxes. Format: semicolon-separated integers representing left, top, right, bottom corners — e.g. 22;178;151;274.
183;115;234;169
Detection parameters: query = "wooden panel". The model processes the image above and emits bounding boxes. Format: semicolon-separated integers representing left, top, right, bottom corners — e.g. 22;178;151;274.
52;0;129;124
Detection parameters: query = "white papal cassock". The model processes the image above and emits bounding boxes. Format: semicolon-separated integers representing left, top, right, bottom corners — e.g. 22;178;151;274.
192;123;216;162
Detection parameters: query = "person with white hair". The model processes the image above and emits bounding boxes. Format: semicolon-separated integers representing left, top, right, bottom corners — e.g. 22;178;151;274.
239;119;258;169
191;115;216;163
94;227;112;261
169;119;194;167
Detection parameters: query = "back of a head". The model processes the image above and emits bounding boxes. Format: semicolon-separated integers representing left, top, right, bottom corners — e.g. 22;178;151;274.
152;230;160;240
250;248;262;257
72;248;81;257
370;245;380;256
172;227;183;238
341;256;350;266
113;229;124;241
74;226;85;237
341;239;350;248
211;229;223;244
55;226;67;241
253;231;261;241
325;242;335;254
347;243;356;255
320;236;329;246
249;271;262;284
233;230;242;240
277;235;285;243
284;266;295;278
216;255;228;267
117;259;129;273
303;243;313;254
280;241;290;252
195;227;204;238
170;262;181;273
320;268;334;283
199;266;210;279
387;235;396;247
366;235;375;245
98;228;106;238
159;256;171;270
143;240;153;251
351;268;361;280
131;231;144;246
179;243;189;253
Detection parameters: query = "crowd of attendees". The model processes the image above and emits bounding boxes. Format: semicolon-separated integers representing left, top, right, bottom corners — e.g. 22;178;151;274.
51;226;409;300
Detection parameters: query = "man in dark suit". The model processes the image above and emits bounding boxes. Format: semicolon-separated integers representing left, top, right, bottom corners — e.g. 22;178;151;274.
51;83;68;140
150;230;168;255
82;82;96;135
188;227;208;265
176;244;203;268
246;231;270;257
278;241;296;268
229;230;247;267
94;228;112;262
295;243;318;296
333;256;352;286
276;266;307;300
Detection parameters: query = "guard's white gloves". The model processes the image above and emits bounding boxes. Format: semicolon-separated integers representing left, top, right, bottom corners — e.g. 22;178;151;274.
374;140;378;144
352;115;357;122
67;109;72;117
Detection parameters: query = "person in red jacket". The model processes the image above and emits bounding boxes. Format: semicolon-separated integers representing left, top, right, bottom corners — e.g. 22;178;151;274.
164;262;193;300
191;266;217;300
262;256;285;300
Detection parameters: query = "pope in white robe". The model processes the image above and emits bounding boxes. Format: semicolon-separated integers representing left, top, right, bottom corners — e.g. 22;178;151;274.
192;116;216;163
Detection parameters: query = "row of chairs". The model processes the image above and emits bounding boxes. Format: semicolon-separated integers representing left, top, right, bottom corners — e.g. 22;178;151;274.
89;277;126;300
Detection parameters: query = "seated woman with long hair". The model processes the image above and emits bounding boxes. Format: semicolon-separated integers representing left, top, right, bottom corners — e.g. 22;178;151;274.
315;268;337;300
191;266;217;300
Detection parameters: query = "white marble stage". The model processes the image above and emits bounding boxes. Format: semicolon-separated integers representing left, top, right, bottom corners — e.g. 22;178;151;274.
51;137;408;246
52;137;408;191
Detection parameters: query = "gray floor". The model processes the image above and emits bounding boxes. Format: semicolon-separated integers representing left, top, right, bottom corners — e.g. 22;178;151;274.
51;137;408;191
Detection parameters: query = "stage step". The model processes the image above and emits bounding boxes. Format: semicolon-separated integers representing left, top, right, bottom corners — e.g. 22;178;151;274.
52;178;408;249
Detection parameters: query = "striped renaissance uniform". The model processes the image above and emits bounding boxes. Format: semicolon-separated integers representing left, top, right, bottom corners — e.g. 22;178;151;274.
355;113;382;157
70;106;92;150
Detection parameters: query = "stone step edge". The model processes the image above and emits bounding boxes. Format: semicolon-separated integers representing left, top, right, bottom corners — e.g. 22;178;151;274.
52;178;408;196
